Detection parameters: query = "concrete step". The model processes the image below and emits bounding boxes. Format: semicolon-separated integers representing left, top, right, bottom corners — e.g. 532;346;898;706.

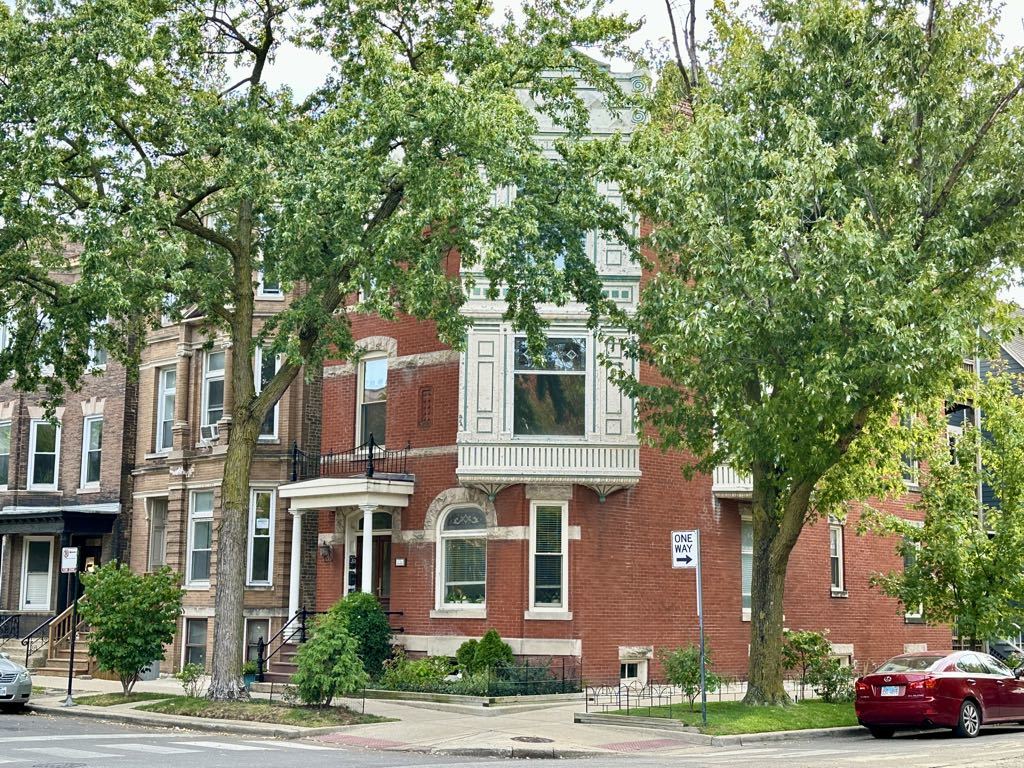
33;665;90;678
260;671;295;684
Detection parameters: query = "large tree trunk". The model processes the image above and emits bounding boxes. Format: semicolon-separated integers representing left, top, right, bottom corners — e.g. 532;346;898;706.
743;473;814;706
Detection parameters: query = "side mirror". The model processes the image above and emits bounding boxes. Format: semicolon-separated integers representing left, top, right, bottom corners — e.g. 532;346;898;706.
1014;667;1023;679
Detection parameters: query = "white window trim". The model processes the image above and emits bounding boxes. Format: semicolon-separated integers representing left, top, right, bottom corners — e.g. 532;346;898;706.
619;659;648;685
435;507;487;613
509;334;591;440
20;536;53;611
27;419;61;491
256;271;283;299
902;413;921;490
181;617;209;669
80;415;103;489
244;617;271;661
254;347;280;441
186;490;214;586
741;511;753;622
147;497;169;572
829;520;845;595
905;519;924;620
0;419;10;491
527;501;571;619
201;350;226;428
156;366;176;453
355;354;388;448
246;488;276;587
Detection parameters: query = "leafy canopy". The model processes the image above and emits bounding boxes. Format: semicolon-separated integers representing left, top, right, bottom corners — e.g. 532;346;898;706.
78;563;184;695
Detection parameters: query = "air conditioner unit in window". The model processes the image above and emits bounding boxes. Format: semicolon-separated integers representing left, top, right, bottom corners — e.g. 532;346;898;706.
199;424;219;442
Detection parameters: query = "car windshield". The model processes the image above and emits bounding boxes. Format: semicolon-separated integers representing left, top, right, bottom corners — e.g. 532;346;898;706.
874;654;945;673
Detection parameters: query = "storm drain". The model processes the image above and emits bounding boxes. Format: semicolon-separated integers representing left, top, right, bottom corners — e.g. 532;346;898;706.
511;736;555;743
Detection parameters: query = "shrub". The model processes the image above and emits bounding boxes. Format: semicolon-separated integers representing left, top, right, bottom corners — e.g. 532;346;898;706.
657;645;721;711
380;649;452;690
77;562;183;695
808;657;855;703
241;660;258;676
473;629;514;672
331;592;392;678
176;663;206;698
782;630;834;701
292;609;368;707
455;638;480;674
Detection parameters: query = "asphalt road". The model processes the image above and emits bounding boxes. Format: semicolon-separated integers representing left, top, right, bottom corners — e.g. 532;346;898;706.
3;709;1024;767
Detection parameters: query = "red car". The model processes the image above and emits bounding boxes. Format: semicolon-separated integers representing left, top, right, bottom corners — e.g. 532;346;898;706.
856;651;1024;738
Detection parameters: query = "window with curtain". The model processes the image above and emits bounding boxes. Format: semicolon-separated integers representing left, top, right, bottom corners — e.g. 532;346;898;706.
359;357;388;444
188;491;214;584
513;337;586;436
148;498;168;570
741;518;753;616
531;503;567;609
439;507;487;607
247;489;274;585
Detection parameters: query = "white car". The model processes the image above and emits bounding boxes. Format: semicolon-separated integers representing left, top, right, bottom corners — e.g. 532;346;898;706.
0;653;32;712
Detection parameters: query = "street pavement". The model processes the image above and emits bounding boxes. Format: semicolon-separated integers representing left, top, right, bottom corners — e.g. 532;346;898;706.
4;710;1024;767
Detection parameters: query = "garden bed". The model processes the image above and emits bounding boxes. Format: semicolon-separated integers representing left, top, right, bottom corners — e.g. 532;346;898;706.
137;696;388;727
75;692;174;707
607;700;858;736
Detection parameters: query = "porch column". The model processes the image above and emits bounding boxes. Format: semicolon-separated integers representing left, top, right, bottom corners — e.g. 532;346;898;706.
288;507;304;620
360;504;376;594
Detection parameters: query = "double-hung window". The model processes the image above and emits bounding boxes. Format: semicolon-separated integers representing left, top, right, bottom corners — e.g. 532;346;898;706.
184;618;208;667
188;490;214;585
904;520;924;620
741;516;753;620
829;519;845;594
148;498;168;570
257;271;282;298
530;502;569;612
438;507;487;608
80;416;103;487
202;351;225;429
358;357;388;445
513;337;586;436
28;419;60;490
247;489;274;586
901;413;919;485
156;366;176;452
254;347;280;439
0;421;9;488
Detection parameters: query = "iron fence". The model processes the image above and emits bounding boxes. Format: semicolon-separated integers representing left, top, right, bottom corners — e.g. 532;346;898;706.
292;435;411;482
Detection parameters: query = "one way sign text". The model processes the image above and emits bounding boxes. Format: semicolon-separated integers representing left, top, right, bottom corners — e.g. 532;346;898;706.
671;530;700;569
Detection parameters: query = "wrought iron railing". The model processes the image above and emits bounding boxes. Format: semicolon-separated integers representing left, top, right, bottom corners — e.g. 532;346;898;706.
21;614;57;667
0;614;20;640
256;606;320;682
292;434;411;482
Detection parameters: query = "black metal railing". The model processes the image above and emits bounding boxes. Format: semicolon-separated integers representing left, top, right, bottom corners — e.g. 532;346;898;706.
256;606;322;682
0;614;20;640
292;435;411;482
21;614;57;667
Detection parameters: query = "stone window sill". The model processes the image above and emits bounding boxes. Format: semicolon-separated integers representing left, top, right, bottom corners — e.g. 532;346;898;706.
831;590;849;598
742;609;751;623
430;608;486;620
184;584;210;591
524;610;573;621
76;486;101;495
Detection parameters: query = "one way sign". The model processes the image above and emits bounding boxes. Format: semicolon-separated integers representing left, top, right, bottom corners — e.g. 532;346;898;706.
671;530;700;569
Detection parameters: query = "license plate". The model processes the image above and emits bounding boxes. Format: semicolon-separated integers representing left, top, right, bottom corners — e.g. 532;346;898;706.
0;686;6;697
881;685;902;697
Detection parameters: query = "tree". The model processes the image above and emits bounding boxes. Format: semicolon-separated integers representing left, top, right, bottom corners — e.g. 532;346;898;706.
291;609;368;707
613;0;1024;703
869;374;1024;648
656;644;721;711
77;563;184;695
0;0;637;698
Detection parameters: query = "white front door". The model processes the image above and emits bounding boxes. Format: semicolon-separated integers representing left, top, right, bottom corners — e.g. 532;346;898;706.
21;537;53;611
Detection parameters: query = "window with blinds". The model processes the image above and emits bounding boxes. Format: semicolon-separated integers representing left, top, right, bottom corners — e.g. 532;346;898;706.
439;507;486;607
741;518;753;616
248;490;274;585
148;498;168;570
531;504;566;609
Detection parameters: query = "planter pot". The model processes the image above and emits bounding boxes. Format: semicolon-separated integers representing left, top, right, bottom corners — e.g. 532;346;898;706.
243;673;257;690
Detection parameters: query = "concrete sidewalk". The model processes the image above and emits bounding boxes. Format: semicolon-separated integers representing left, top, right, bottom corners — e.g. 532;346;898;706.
28;673;860;758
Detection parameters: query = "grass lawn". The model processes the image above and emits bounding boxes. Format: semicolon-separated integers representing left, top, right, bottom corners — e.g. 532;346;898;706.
610;699;858;736
137;696;388;728
76;692;174;707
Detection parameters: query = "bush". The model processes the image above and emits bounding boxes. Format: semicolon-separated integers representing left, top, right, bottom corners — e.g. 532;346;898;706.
657;645;721;711
331;592;392;678
455;638;480;674
292;609;369;707
808;657;855;703
77;562;183;695
473;629;514;672
176;663;206;698
380;649;452;690
782;630;834;701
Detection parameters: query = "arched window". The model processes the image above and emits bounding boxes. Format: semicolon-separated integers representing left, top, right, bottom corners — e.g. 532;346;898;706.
438;507;487;608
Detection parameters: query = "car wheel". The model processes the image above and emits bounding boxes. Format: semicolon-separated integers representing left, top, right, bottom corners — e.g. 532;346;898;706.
954;699;981;738
868;726;895;739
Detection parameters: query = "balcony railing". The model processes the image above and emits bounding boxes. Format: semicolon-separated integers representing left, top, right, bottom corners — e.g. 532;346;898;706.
292;435;411;482
712;464;753;498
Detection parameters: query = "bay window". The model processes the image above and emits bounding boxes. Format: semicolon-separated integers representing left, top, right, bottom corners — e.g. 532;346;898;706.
438;507;487;608
513;337;586;436
28;419;60;490
188;490;214;585
247;489;274;586
530;502;568;612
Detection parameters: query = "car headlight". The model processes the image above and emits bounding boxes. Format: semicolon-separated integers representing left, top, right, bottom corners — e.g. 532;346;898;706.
17;670;30;683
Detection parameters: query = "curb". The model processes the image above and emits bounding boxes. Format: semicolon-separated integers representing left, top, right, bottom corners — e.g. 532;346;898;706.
29;702;357;740
710;726;866;746
407;745;603;759
574;713;866;746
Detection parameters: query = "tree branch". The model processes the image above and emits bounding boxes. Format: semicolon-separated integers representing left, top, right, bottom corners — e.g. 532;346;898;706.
111;116;152;174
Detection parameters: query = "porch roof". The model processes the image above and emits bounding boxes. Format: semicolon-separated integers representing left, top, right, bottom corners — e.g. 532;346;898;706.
278;475;415;511
0;503;120;535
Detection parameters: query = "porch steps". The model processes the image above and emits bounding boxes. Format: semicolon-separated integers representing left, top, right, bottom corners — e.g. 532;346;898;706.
260;641;299;684
33;637;93;678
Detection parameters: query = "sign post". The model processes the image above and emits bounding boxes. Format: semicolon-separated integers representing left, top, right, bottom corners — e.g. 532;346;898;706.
671;530;707;727
60;546;79;708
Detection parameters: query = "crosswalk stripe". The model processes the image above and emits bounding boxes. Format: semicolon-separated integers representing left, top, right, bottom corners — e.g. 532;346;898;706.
173;740;269;751
774;749;850;758
20;746;121;759
246;740;333;750
106;743;201;754
706;748;782;756
848;754;929;763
